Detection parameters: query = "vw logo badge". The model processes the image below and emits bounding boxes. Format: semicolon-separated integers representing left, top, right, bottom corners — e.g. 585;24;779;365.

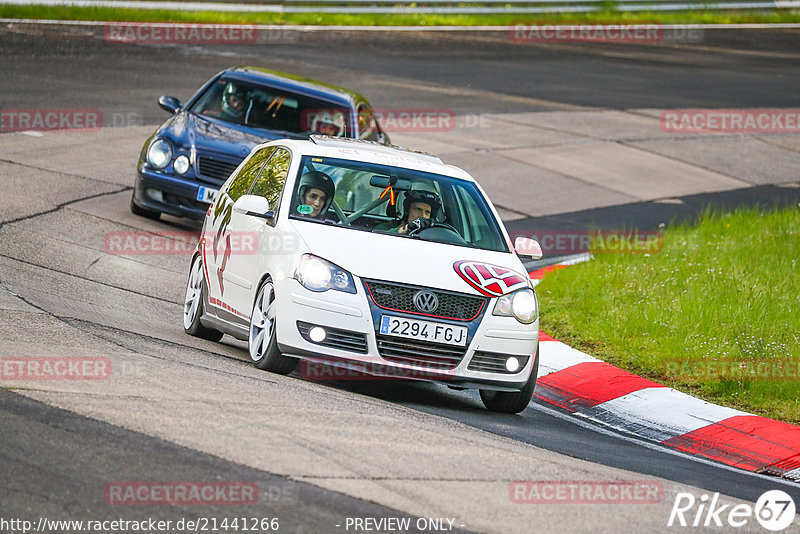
413;291;439;313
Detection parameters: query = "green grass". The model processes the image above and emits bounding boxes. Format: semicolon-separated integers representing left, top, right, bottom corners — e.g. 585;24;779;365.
2;5;800;25
536;206;800;425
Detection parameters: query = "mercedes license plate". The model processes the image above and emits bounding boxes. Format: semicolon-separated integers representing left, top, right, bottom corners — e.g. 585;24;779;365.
196;186;219;204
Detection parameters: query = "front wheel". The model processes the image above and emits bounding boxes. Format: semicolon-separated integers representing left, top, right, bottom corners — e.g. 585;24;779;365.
184;255;224;341
248;280;297;374
480;349;539;414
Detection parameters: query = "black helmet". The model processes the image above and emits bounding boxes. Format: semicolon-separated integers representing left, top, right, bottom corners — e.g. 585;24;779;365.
297;171;335;216
402;188;441;222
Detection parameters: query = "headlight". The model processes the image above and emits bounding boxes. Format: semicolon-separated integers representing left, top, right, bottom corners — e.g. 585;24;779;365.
146;138;172;169
174;154;190;175
294;254;356;294
493;288;538;324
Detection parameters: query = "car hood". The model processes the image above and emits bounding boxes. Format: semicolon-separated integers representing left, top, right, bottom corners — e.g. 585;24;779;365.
159;111;304;160
290;221;527;296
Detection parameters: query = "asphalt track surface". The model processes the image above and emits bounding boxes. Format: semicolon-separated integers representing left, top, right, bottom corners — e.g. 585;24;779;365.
2;23;800;533
2;25;800;118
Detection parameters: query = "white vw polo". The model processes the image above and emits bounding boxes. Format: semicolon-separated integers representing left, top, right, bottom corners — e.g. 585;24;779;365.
184;135;543;413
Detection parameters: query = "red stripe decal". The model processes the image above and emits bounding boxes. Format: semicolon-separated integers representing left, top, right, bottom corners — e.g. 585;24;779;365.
465;266;479;284
535;362;665;411
504;275;524;286
662;415;800;471
485;282;502;294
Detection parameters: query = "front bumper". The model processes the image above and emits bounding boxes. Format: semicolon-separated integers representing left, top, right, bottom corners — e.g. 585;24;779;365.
133;168;212;220
274;278;539;391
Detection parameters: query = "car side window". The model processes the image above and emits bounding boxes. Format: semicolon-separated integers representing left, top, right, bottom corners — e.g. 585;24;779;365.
357;105;379;141
248;147;291;210
226;146;276;202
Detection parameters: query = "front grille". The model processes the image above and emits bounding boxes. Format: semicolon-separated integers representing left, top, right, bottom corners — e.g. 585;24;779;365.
197;156;240;184
468;351;530;374
297;321;368;354
366;281;486;321
376;335;466;369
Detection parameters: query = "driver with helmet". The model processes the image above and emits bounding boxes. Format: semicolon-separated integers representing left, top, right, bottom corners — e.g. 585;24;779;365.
220;82;249;121
393;188;442;234
296;171;336;220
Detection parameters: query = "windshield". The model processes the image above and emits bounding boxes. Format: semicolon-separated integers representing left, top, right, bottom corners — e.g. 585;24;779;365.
189;77;352;136
288;156;509;253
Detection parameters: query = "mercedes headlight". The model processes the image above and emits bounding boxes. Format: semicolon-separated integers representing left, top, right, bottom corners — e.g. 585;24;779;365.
294;254;356;294
146;138;172;169
493;288;538;324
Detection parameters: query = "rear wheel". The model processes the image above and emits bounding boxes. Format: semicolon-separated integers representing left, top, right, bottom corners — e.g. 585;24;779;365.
184;255;224;341
130;193;161;221
249;280;297;374
480;349;539;414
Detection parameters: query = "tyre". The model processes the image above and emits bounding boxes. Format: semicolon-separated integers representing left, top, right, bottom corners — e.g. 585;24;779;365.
183;255;224;341
480;349;539;414
130;192;161;221
248;280;297;374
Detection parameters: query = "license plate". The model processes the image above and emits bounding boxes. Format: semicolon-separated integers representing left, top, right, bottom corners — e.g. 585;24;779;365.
379;315;467;346
196;186;219;204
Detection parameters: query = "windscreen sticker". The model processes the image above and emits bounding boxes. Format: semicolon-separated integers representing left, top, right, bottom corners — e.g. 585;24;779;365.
453;260;527;297
297;204;314;215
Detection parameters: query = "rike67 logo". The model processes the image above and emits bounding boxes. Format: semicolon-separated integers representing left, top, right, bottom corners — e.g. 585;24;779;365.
668;490;796;531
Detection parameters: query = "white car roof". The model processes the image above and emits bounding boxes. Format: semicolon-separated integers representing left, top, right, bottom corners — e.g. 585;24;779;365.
257;136;475;181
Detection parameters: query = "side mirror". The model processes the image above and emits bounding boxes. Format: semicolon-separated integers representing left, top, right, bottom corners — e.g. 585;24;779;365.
158;95;182;114
514;237;543;260
233;195;274;221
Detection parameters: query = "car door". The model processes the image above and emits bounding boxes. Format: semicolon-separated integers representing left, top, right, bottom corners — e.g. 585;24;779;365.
205;146;276;324
222;146;292;316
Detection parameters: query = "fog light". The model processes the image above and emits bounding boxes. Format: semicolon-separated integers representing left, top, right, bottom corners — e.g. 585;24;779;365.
145;188;163;202
309;327;326;343
506;357;520;372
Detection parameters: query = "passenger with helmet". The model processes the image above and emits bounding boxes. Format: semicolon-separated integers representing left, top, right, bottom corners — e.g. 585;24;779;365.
296;171;336;219
393;188;442;234
220;82;249;121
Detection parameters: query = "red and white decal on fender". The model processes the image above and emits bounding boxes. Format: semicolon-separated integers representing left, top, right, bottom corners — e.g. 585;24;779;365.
453;260;527;297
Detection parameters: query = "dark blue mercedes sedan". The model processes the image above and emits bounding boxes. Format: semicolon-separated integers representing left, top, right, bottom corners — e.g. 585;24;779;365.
131;66;390;221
